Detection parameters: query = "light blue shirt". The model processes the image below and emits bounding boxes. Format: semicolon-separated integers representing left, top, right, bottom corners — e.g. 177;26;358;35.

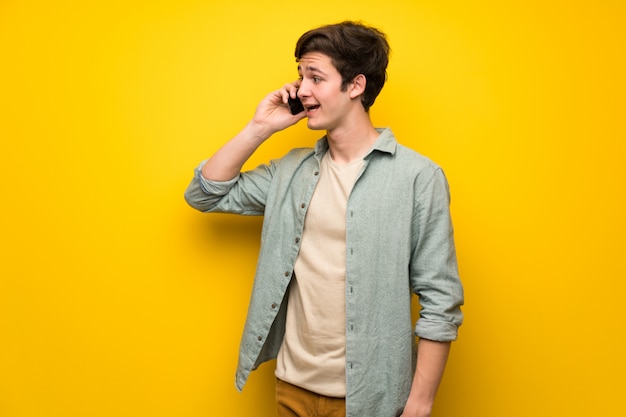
184;128;464;417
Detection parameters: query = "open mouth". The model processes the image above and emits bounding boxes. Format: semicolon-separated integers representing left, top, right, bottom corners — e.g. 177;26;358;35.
306;105;320;112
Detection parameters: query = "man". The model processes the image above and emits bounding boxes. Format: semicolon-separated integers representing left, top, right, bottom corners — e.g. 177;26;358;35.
185;21;464;417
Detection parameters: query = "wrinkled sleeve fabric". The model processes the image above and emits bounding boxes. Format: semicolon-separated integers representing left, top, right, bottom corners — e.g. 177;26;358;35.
184;160;275;215
410;167;464;342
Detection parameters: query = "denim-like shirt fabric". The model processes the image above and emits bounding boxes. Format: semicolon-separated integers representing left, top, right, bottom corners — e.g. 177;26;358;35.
184;128;464;417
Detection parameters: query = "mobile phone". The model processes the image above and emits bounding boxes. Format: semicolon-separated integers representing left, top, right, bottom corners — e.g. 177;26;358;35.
288;94;305;115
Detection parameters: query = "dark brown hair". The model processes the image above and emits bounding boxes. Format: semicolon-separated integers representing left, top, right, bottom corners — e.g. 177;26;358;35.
294;21;390;112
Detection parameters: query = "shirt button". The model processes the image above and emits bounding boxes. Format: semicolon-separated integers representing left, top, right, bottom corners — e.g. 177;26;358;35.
300;203;306;209
257;336;262;341
314;171;319;176
284;271;291;277
295;237;300;244
271;303;277;309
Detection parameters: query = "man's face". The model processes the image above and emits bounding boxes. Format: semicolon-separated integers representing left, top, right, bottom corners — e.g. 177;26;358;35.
297;52;354;132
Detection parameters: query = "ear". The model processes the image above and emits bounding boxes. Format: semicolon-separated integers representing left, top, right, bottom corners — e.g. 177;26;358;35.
348;74;367;99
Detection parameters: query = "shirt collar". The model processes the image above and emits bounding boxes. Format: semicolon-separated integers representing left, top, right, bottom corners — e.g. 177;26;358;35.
314;127;397;159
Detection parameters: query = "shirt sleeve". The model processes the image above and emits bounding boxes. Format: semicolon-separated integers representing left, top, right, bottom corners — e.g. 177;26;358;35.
183;160;273;215
411;167;464;342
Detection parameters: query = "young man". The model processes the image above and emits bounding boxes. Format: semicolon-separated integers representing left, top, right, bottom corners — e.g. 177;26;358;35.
185;21;464;417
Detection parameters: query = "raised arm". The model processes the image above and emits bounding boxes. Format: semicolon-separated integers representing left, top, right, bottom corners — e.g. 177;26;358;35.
201;81;305;181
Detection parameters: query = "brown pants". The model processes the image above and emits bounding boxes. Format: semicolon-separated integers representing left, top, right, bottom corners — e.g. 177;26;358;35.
276;379;346;417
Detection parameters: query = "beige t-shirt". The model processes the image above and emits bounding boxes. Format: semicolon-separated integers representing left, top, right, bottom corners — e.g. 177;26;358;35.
275;151;364;397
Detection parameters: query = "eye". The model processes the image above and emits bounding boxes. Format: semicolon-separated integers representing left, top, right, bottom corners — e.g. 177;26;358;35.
312;76;322;83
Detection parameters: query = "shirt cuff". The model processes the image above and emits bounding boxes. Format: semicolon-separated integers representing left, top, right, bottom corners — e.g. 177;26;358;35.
195;160;240;195
415;319;459;342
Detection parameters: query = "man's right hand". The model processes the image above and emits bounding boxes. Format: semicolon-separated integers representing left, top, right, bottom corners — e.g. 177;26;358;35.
249;81;306;139
200;81;306;182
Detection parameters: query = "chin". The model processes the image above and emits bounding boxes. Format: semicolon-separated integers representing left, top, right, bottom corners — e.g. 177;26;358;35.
306;120;326;131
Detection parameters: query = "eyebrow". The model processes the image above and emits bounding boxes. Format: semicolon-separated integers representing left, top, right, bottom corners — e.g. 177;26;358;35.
297;64;327;75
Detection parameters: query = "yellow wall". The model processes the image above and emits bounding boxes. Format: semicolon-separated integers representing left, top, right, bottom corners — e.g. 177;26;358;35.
1;1;625;416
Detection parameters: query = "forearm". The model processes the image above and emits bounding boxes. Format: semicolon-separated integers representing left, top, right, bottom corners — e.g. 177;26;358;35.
402;339;451;417
201;82;304;181
201;120;271;181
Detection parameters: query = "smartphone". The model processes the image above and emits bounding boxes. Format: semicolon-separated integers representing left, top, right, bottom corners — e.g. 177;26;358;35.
288;94;305;115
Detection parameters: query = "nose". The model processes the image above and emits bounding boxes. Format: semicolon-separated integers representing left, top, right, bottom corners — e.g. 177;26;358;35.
297;80;311;99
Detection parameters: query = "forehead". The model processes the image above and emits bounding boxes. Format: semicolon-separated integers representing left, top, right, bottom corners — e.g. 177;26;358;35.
297;52;337;74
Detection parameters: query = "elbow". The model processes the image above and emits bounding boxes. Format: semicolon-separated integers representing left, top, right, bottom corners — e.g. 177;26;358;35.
183;189;200;210
184;182;215;212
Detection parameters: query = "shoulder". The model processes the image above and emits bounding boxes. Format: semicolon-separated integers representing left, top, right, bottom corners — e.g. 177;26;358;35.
272;147;316;169
374;130;449;195
395;143;441;171
382;141;444;188
254;147;317;182
283;146;316;160
373;128;441;173
271;135;326;169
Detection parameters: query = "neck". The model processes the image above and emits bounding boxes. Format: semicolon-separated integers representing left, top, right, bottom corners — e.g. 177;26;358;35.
326;113;380;165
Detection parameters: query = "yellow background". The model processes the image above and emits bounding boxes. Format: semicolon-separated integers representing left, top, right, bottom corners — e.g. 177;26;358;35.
1;0;625;416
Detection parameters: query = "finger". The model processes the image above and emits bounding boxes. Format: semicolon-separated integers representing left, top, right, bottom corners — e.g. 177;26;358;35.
269;88;288;106
277;85;291;104
284;81;301;100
